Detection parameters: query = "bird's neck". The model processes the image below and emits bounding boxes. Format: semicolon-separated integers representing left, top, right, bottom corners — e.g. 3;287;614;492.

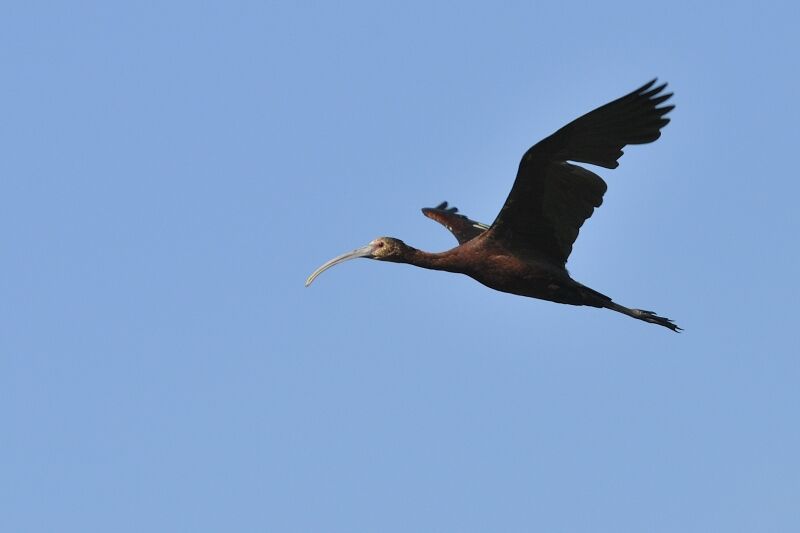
399;246;459;273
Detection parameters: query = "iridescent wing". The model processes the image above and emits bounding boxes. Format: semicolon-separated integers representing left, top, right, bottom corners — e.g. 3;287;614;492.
421;202;489;245
488;80;674;265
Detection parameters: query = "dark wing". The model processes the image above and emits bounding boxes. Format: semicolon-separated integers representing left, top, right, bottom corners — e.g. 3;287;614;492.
488;80;674;265
421;202;489;244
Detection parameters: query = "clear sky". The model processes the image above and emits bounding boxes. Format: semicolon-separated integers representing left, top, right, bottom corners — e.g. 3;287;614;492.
3;1;799;532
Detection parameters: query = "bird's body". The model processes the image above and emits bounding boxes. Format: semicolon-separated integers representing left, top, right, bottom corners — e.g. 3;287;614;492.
307;80;680;331
376;232;611;307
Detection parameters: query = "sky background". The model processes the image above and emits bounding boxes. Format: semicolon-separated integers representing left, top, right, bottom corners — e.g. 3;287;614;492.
2;1;799;532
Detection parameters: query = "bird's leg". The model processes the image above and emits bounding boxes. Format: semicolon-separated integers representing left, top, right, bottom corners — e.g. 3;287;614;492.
604;301;681;332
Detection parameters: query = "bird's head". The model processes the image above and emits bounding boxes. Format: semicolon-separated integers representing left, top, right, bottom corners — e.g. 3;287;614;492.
305;237;408;287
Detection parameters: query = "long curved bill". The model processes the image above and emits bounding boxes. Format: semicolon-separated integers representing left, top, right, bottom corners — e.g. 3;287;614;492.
305;244;375;287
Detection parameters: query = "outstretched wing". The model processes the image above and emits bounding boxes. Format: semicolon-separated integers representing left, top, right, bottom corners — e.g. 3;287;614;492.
488;80;674;265
421;202;489;244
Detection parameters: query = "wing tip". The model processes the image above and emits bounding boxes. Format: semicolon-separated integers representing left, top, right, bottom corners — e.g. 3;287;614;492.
422;201;459;218
636;78;658;94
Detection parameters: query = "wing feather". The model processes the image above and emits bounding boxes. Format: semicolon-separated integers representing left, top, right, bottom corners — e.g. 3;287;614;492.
421;202;488;244
488;80;673;264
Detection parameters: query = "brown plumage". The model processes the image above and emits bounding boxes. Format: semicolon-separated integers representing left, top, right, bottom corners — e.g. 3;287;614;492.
307;80;680;331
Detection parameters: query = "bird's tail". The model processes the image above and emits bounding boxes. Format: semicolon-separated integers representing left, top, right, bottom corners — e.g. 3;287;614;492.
604;301;681;332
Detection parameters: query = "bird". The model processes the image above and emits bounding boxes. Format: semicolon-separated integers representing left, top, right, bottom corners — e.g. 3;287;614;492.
306;80;680;331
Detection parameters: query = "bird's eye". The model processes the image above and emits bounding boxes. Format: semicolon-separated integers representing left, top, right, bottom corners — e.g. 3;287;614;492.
376;241;385;248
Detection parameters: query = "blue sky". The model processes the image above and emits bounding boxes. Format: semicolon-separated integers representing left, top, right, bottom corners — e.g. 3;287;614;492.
2;1;799;532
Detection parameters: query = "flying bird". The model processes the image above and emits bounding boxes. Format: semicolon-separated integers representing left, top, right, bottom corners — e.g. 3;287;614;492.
306;80;680;331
